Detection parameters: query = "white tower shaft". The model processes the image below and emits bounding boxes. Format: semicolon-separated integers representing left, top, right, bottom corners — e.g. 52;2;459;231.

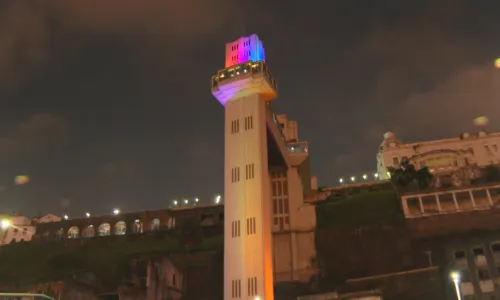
224;94;274;300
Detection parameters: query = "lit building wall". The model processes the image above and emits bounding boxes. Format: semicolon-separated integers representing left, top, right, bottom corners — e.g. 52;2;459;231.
225;34;266;68
271;165;316;283
276;114;299;142
377;131;500;180
145;257;183;300
33;214;62;224
446;235;500;299
0;215;36;245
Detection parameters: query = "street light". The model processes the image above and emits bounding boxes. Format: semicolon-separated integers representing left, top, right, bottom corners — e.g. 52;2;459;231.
450;271;462;300
339;178;344;184
63;215;69;220
0;219;10;229
374;173;379;179
184;199;189;204
215;195;221;204
173;200;178;206
85;212;91;218
350;176;356;182
112;209;120;215
362;174;367;180
195;198;199;203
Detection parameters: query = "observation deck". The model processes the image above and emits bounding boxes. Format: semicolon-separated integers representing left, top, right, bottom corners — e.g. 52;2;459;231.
211;60;307;167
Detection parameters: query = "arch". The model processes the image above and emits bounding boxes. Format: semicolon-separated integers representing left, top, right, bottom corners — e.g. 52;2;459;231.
99;223;111;236
55;228;64;240
68;226;79;239
82;225;95;238
150;218;160;231
42;231;50;242
167;217;176;229
200;214;215;227
114;221;126;235
132;220;143;234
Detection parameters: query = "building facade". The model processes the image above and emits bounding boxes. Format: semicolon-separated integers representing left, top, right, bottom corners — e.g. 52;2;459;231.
377;130;500;184
0;215;36;245
212;34;317;299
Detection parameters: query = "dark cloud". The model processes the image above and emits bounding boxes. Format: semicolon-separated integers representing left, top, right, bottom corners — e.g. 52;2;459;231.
0;113;68;158
0;2;51;87
321;2;500;179
0;0;241;86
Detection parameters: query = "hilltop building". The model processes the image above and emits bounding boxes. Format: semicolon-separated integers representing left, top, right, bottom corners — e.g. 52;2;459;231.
377;130;500;186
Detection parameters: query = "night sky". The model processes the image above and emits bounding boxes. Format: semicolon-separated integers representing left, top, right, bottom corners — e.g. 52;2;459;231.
0;0;500;217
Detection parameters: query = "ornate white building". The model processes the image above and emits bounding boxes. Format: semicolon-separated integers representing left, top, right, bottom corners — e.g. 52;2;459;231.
0;213;61;245
377;129;500;185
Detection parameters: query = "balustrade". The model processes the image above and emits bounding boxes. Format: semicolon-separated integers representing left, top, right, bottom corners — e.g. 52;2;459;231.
401;184;500;218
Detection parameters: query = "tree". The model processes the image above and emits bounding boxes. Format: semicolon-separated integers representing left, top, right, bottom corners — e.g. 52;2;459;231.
388;157;433;191
482;165;500;182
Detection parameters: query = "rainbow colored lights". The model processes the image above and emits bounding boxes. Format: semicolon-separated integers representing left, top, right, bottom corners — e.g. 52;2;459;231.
225;34;266;68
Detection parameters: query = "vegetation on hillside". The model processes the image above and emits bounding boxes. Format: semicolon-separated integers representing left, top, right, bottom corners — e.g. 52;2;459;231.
0;231;223;288
316;189;404;227
473;165;500;184
387;157;433;192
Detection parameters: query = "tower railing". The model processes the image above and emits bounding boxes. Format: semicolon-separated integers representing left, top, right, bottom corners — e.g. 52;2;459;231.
211;61;278;92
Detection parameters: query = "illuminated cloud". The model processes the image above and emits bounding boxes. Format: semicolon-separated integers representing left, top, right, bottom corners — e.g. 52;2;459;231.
0;113;68;158
0;0;241;87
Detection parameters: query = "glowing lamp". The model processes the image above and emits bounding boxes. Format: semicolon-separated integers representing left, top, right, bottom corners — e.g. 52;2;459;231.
450;271;460;282
495;58;500;68
112;209;120;215
1;219;10;229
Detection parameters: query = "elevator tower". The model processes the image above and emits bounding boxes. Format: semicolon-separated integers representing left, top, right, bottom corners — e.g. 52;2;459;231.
211;34;276;300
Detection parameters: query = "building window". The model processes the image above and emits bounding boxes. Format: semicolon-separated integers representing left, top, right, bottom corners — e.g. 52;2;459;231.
246;217;256;235
245;163;255;180
231;167;240;183
493;144;498;152
478;268;491;281
232;279;241;298
244;116;253;130
231;220;240;238
247;277;257;296
473;247;485;256
491;243;500;260
485;145;493;155
392;157;399;165
454;250;466;260
271;171;290;231
231;119;240;134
